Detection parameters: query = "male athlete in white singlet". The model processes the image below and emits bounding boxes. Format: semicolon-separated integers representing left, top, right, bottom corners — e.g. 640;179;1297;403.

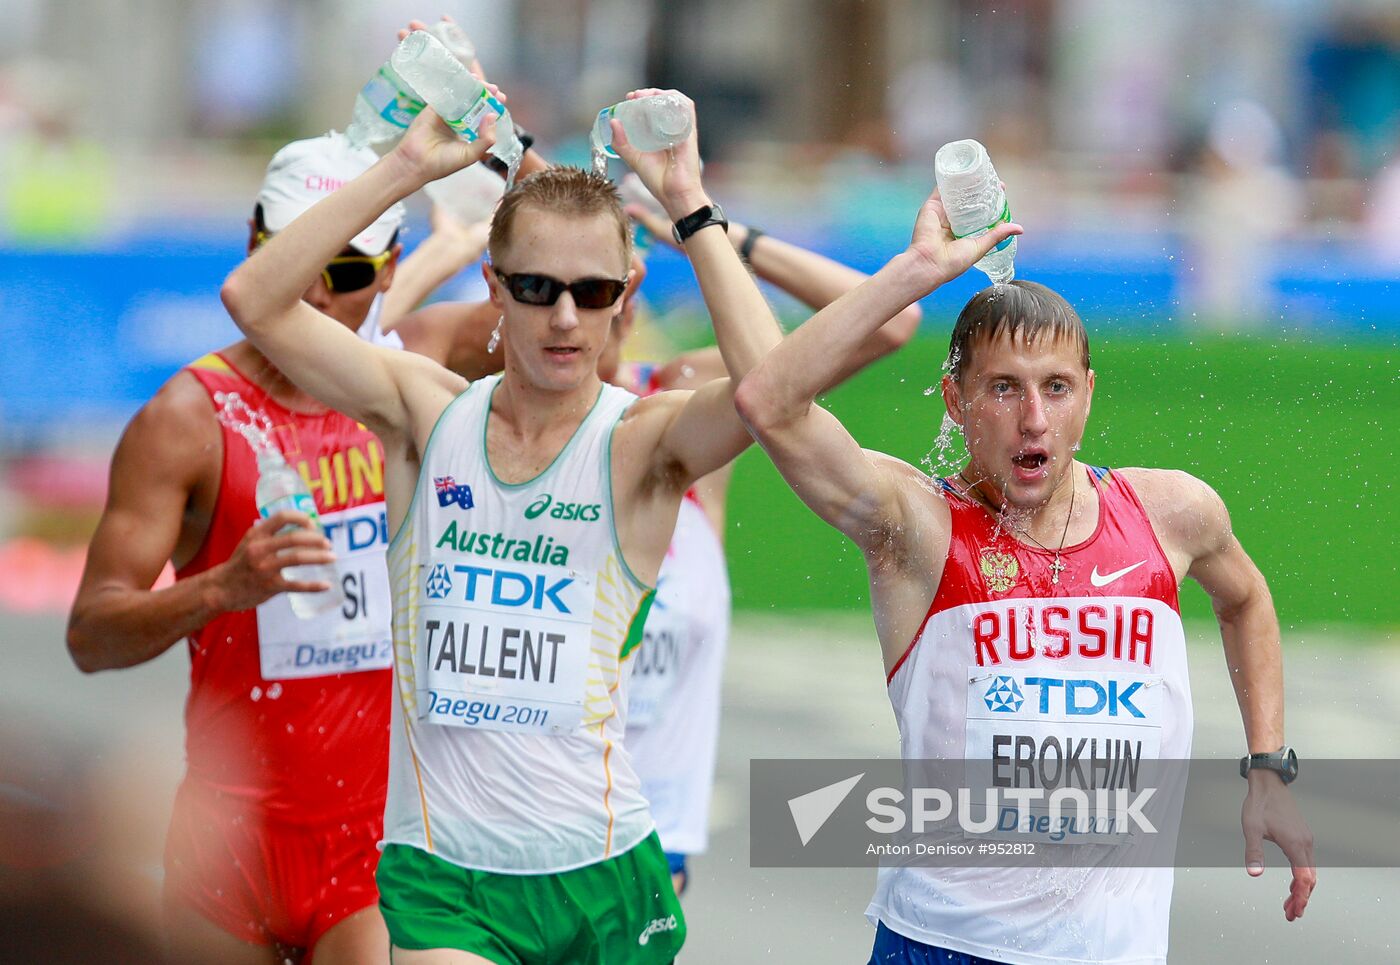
221;88;786;963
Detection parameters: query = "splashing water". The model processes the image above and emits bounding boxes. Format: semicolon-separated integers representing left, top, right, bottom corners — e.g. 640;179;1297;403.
922;412;966;478
920;349;967;477
214;391;279;459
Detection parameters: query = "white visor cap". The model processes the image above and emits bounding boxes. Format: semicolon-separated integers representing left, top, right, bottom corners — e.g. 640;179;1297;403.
256;131;406;255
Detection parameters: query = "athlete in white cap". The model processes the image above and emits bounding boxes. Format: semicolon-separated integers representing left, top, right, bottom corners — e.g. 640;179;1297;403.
221;90;787;963
733;191;1315;964
69;130;408;965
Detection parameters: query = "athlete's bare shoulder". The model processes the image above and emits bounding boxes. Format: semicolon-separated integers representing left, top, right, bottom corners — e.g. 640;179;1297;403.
109;368;224;564
613;386;691;437
1117;467;1231;562
130;368;222;469
864;451;954;569
610;387;692;479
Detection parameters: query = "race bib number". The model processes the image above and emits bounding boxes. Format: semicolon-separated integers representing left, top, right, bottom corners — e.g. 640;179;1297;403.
963;668;1163;845
415;560;597;736
256;505;393;680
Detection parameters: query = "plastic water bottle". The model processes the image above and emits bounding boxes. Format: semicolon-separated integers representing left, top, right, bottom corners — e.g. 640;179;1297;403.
345;22;478;149
346;60;426;149
933;139;1016;284
390;30;523;179
254;451;343;618
424;161;505;226
430;19;476;65
590;94;692;173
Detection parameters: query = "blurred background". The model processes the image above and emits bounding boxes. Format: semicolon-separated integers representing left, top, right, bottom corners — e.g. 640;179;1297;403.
1;0;1396;960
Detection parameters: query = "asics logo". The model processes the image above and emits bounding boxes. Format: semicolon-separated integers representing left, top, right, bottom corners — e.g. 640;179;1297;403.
1089;560;1147;587
637;914;679;946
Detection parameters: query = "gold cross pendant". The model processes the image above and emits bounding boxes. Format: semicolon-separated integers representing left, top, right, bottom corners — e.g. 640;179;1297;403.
1049;557;1066;585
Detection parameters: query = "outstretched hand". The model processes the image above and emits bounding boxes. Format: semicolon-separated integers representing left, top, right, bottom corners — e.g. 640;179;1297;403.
1242;775;1317;921
906;188;1023;292
610;89;709;221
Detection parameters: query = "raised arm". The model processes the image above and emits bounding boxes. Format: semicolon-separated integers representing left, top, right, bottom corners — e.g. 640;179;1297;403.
220;109;496;435
379;24;551;332
631;203;921;384
733;190;1018;549
609;91;785;484
67;377;335;672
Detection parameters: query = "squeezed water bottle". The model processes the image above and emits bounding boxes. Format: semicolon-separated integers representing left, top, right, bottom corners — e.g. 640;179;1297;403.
391;30;523;175
424;161;505;226
254;450;343;619
430;19;476;65
345;22;480;149
591;94;692;165
933;139;1016;284
346;61;426;149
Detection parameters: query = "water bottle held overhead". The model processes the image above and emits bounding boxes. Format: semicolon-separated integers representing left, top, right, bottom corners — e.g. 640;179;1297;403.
345;21;480;149
429;20;476;65
254;450;344;619
391;30;524;181
933;138;1016;284
590;94;692;171
391;31;503;144
346;59;426;149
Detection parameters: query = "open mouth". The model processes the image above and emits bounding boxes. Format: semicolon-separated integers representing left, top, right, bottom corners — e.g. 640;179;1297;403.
545;346;581;357
1011;450;1049;476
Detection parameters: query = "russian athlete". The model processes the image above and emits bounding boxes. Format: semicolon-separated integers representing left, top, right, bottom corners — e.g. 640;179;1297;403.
68;133;408;964
220;91;784;963
732;193;1316;963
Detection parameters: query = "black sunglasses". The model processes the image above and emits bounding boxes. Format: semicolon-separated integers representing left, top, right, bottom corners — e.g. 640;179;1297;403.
493;269;628;309
255;230;391;293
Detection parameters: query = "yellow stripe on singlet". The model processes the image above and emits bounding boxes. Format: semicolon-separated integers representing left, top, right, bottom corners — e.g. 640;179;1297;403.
188;352;233;373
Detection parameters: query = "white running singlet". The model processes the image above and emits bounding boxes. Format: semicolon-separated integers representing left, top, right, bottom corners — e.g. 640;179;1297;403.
625;493;731;856
382;374;655;873
867;467;1192;965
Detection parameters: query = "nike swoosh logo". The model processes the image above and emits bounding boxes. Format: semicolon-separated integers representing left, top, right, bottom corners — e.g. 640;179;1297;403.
1090;560;1148;587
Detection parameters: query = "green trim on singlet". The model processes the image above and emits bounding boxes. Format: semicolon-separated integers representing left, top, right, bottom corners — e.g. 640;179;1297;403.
619;590;656;661
604;397;653;593
481;376;608;490
387;384;477;555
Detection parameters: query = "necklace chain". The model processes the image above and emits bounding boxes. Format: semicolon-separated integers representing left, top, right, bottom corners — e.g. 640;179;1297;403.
956;469;1076;584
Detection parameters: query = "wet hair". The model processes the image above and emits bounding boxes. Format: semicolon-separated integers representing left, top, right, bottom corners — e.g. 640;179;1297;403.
946;280;1090;382
487;166;632;271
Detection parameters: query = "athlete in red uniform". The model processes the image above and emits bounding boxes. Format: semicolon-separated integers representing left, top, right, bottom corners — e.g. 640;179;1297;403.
68;133;412;965
734;190;1316;964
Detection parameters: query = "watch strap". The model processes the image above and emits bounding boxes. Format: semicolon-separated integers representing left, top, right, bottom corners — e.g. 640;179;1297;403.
1239;745;1298;784
672;203;727;245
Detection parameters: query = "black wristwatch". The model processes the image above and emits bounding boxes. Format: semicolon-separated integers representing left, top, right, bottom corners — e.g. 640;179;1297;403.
672;203;728;245
1239;745;1299;784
